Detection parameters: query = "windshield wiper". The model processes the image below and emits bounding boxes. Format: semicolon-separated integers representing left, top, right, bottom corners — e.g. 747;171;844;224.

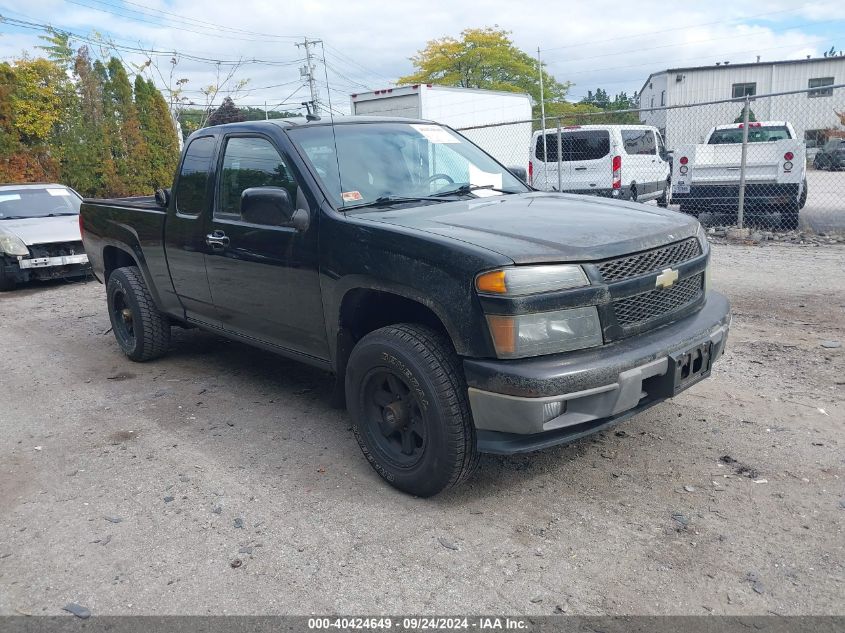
432;184;518;197
344;195;458;210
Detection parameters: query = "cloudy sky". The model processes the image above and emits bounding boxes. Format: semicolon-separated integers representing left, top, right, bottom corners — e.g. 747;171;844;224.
0;0;842;114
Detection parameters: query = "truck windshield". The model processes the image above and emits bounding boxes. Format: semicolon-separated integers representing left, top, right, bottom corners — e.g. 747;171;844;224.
0;187;81;220
288;122;528;209
707;126;791;144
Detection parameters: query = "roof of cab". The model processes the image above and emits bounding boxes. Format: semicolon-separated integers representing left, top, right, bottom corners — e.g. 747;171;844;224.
200;115;433;133
711;121;790;130
0;183;73;192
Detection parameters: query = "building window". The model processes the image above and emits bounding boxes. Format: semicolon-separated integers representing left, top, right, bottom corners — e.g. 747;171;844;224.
808;77;834;98
732;82;757;99
660;90;665;106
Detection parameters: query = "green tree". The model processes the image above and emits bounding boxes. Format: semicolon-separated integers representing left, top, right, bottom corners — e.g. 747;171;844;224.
398;27;570;105
36;28;75;71
734;106;757;123
103;57;149;195
135;75;180;189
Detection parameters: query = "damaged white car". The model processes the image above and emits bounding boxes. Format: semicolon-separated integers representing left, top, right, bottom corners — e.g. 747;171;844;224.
0;183;91;291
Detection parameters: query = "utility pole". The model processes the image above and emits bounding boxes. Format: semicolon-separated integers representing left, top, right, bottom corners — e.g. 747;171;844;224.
296;37;322;116
537;47;547;186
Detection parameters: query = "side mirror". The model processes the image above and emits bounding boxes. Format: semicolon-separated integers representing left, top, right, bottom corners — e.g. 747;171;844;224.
241;187;308;230
155;187;171;207
508;165;528;182
661;150;673;162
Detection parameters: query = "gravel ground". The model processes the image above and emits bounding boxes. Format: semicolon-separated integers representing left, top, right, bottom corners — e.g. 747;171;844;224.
0;242;842;616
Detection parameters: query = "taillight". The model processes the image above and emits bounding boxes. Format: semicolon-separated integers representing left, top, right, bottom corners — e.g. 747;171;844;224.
784;151;794;161
611;155;622;189
528;161;533;186
679;156;689;165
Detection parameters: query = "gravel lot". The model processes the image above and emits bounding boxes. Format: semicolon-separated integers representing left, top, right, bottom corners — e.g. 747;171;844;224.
1;242;842;616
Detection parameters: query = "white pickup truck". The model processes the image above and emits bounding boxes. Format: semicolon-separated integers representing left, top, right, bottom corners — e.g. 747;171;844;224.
670;121;807;229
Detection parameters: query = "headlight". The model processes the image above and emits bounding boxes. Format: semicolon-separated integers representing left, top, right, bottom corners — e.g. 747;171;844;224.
696;223;711;290
486;306;603;359
696;223;709;250
476;265;588;296
0;233;29;256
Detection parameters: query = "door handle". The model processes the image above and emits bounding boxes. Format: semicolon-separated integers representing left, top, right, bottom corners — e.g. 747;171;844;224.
574;167;587;171
205;231;230;249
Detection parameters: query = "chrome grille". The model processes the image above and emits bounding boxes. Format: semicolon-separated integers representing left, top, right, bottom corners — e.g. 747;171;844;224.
597;238;702;282
614;274;704;327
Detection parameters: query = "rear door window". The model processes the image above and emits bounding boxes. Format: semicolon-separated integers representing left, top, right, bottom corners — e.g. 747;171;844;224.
622;129;657;155
175;136;216;215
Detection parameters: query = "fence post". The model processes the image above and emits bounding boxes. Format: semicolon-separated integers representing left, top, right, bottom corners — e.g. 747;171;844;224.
556;118;563;193
737;97;750;229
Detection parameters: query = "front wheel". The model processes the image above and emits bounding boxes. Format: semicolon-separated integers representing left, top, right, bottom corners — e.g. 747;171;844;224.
0;264;16;291
345;324;479;497
107;266;171;361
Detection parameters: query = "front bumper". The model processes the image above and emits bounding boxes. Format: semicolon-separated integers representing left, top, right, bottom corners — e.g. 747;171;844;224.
18;253;89;270
464;291;731;454
3;253;90;282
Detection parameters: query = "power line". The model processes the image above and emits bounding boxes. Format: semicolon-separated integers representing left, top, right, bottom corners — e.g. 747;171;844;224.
61;0;305;43
0;14;303;66
76;0;304;41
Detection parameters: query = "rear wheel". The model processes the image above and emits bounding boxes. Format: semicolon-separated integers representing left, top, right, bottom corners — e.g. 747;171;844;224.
107;266;171;361
656;182;669;207
345;324;479;497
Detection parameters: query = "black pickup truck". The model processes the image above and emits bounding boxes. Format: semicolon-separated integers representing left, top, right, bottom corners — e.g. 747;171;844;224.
80;116;731;496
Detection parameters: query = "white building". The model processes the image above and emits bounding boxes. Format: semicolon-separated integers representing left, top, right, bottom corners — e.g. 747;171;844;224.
639;57;845;149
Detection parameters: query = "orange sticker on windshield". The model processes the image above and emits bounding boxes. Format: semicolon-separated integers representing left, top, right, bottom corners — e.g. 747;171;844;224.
342;191;363;202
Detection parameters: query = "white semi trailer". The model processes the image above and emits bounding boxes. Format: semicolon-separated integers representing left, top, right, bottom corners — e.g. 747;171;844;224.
350;84;533;173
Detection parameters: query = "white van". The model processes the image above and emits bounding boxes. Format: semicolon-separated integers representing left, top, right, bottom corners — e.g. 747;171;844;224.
529;125;671;204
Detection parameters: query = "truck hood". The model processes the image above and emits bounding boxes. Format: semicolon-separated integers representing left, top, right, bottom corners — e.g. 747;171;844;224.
0;215;81;246
354;192;699;264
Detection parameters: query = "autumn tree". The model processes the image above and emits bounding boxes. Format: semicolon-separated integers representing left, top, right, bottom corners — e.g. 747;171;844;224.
206;96;246;126
398;27;570;106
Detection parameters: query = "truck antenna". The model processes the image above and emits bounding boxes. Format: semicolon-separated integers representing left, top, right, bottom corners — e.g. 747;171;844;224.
319;41;345;207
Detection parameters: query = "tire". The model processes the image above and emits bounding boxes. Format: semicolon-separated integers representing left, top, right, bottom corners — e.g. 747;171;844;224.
106;266;171;362
678;203;699;217
779;201;800;231
0;264;16;291
656;183;669;208
345;324;479;497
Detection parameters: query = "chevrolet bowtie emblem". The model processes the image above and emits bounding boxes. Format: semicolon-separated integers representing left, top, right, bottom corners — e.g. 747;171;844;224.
655;268;679;289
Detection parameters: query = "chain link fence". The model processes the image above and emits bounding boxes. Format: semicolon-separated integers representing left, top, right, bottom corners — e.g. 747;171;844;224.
457;85;845;234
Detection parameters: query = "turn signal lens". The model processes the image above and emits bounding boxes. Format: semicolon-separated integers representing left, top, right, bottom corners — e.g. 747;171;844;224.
475;270;507;294
475;265;588;296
